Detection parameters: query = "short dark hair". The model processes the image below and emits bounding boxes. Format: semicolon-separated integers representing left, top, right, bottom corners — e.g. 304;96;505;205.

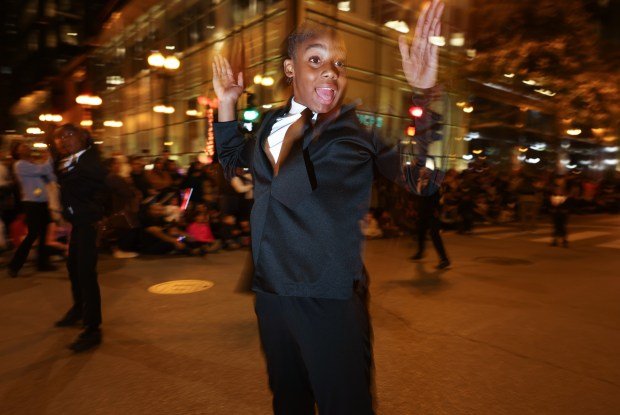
285;21;342;60
54;123;93;146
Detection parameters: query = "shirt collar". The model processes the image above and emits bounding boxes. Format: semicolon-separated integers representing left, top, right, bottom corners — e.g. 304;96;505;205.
73;148;87;160
289;97;318;121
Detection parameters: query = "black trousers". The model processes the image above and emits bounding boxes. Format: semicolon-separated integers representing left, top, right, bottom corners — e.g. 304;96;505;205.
67;222;101;329
255;289;375;415
416;214;448;261
8;201;51;270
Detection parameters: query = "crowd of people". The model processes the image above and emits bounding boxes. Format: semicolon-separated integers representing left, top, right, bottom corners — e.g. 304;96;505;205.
363;160;620;242
0;148;254;264
2;147;618;267
1;142;618;272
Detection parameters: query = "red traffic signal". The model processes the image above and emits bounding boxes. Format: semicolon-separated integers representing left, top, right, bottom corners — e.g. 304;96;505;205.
406;126;416;137
409;106;423;118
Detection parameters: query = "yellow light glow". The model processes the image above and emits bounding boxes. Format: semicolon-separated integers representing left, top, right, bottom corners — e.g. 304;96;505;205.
147;51;165;67
153;105;175;114
103;120;123;127
449;33;465;47
261;76;275;86
429;36;445;47
76;95;102;106
164;56;180;70
463;105;474;113
566;129;581;136
80;120;93;127
39;114;63;122
518;147;528;152
384;20;410;34
253;74;263;84
472;149;483;154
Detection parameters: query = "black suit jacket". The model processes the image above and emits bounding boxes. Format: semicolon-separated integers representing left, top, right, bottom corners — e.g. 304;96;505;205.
55;147;107;225
215;100;433;299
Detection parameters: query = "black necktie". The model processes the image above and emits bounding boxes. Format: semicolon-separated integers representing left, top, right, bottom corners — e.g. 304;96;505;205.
272;108;313;176
270;108;316;210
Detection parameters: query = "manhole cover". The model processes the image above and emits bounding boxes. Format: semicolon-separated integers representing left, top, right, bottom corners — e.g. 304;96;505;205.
148;280;214;295
474;257;532;266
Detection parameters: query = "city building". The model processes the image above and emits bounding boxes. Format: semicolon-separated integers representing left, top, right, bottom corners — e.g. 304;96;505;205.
1;0;617;174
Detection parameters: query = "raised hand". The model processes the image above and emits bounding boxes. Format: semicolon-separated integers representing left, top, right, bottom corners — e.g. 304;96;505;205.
212;55;244;121
399;0;444;90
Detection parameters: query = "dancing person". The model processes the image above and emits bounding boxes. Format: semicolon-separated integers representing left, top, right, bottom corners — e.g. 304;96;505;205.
212;1;444;413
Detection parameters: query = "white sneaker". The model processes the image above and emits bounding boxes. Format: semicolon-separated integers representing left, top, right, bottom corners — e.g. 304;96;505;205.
113;250;139;259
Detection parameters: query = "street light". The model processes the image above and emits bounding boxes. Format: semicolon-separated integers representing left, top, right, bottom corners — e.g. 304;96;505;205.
39;114;63;122
76;95;102;106
148;50;181;151
148;51;180;70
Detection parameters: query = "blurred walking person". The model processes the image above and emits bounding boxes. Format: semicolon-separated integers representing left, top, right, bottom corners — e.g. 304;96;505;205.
549;186;571;247
6;143;57;277
409;167;450;269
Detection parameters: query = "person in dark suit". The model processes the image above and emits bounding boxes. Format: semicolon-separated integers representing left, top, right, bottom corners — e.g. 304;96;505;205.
409;167;450;269
212;1;444;413
47;123;107;353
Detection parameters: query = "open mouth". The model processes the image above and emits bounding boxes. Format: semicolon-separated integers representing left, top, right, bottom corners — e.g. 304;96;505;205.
315;87;336;104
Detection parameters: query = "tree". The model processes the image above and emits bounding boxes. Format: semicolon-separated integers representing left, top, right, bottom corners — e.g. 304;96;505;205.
467;0;620;134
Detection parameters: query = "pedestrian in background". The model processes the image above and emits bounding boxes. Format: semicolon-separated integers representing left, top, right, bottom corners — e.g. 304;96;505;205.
6;142;57;277
410;167;450;269
48;124;107;353
549;186;571;247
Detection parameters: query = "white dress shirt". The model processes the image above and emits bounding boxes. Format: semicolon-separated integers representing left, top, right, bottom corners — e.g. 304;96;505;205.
267;98;316;163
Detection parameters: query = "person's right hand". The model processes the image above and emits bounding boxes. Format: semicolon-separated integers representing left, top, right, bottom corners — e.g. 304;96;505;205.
212;55;244;104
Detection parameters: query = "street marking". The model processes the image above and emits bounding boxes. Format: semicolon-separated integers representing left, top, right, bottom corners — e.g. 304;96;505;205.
597;239;620;249
530;231;609;243
480;232;524;240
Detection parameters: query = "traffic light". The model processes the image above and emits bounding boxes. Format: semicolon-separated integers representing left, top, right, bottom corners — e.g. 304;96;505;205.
408;105;423;118
431;112;443;141
406;125;416;137
243;108;260;121
243;92;260;122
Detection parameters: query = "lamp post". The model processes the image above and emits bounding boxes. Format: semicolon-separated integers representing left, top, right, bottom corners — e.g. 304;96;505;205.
148;51;181;152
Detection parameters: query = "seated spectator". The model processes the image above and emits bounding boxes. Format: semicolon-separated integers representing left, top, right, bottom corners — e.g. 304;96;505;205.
377;210;402;238
219;214;242;250
359;211;383;239
139;203;183;255
128;156;153;199
237;218;251;248
162;192;183;224
104;157;141;258
181;160;207;207
185;210;221;253
46;218;71;260
8;213;27;249
145;157;172;194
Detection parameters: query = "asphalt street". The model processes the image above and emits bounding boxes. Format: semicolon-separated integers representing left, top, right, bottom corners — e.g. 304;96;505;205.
1;213;619;415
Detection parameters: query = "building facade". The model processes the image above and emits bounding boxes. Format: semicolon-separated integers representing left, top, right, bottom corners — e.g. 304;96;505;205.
5;0;473;170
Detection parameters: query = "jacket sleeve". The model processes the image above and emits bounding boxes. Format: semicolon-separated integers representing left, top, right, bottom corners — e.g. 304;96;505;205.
372;87;444;196
213;121;255;180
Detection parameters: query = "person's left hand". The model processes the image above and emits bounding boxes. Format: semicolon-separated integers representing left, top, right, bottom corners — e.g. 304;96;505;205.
399;0;444;90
